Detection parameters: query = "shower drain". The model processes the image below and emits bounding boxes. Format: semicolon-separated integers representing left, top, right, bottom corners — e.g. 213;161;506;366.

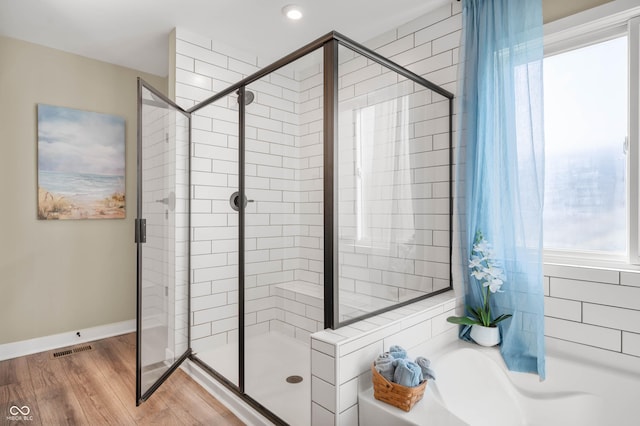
286;375;303;384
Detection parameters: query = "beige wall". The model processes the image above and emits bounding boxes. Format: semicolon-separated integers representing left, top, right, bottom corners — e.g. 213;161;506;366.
0;36;166;345
543;0;614;23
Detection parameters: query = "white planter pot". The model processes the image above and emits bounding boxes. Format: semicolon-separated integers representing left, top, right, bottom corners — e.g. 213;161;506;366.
470;324;500;347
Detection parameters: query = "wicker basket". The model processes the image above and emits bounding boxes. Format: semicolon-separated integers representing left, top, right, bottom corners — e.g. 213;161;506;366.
371;364;427;412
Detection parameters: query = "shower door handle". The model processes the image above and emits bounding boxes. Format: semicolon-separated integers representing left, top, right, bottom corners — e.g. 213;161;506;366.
230;191;254;211
154;191;176;211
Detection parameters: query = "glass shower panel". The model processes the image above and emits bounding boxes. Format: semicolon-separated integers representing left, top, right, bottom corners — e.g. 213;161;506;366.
138;84;190;399
189;95;240;387
337;45;451;323
243;47;323;426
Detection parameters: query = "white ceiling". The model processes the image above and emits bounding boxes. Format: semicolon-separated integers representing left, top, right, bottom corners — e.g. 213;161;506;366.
0;0;449;77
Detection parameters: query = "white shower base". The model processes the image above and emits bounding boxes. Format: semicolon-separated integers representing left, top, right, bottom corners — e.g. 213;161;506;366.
196;331;310;426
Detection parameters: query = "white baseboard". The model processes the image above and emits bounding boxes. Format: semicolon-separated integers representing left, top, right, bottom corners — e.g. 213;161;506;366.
181;360;273;426
0;319;136;361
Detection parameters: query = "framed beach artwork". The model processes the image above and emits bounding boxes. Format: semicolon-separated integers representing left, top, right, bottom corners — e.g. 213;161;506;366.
37;104;126;220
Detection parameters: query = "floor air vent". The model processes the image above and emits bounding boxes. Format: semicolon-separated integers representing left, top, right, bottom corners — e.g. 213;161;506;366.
51;344;93;359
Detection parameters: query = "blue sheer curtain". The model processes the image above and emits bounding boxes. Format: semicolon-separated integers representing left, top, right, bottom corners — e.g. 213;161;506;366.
456;0;546;378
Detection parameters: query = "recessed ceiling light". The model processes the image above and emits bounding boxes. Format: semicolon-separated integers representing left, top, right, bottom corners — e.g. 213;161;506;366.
282;4;303;20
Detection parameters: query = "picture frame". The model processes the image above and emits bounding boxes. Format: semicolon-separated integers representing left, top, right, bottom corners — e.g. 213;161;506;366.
37;104;126;220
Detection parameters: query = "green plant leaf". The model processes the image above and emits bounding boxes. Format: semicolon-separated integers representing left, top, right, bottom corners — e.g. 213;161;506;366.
480;310;491;327
446;316;481;326
466;305;481;321
491;314;512;325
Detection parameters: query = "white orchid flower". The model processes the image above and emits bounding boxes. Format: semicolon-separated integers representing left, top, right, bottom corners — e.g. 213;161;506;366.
487;266;504;278
488;278;504;293
453;231;513;329
468;256;483;269
474;239;491;254
471;269;486;280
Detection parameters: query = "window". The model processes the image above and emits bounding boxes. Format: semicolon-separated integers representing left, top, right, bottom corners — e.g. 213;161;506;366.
353;98;414;245
543;36;628;256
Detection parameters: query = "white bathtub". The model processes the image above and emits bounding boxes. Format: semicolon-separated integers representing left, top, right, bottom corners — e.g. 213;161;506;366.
359;337;639;425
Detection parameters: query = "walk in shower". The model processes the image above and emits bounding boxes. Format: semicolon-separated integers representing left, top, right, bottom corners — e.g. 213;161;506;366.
136;31;453;425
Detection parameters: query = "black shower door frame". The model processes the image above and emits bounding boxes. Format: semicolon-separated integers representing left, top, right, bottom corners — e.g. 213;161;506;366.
135;78;192;405
187;30;454;331
136;31;454;424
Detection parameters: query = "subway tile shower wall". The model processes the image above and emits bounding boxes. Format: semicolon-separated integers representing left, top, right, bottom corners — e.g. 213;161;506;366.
544;264;640;357
326;0;459;325
175;28;325;348
175;0;462;351
336;41;452;321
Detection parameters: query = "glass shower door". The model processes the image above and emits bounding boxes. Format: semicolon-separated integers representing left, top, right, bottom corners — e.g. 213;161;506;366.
243;47;324;426
136;79;191;404
188;93;241;389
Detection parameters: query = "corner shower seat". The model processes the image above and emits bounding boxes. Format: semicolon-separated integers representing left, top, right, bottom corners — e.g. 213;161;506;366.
274;281;398;324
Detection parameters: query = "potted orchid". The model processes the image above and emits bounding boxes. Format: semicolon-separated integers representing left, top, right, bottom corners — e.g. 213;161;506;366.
447;230;511;346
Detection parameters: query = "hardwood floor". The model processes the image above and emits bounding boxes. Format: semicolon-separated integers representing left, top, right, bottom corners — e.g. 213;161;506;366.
0;333;244;425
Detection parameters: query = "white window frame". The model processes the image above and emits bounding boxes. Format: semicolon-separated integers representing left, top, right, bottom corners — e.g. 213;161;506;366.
543;0;640;269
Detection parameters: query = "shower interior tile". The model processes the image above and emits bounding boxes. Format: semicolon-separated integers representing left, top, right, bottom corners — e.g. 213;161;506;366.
227;57;259;76
338;377;358;413
397;3;452;38
383;320;431;352
175;28;211;48
338;404;358;426
176;54;195;71
311;375;336;413
175;39;227;68
332;326;366;340
544;264;619;284
245;321;269;337
543;276;550;295
353;72;399;97
433;30;463;55
271;319;295;338
311;349;336;385
622;331;640;356
551;278;640;311
195;61;243;85
338;341;383;384
544;297;581;322
294;326;314;343
431;309;456;336
176;68;212;90
312;402;335;425
375;34;415;59
346;320;378;333
545;317;621;351
583;303;640;334
414;13;462;46
620;271;640;287
363;28;398;50
313;330;349;346
312;338;336;357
